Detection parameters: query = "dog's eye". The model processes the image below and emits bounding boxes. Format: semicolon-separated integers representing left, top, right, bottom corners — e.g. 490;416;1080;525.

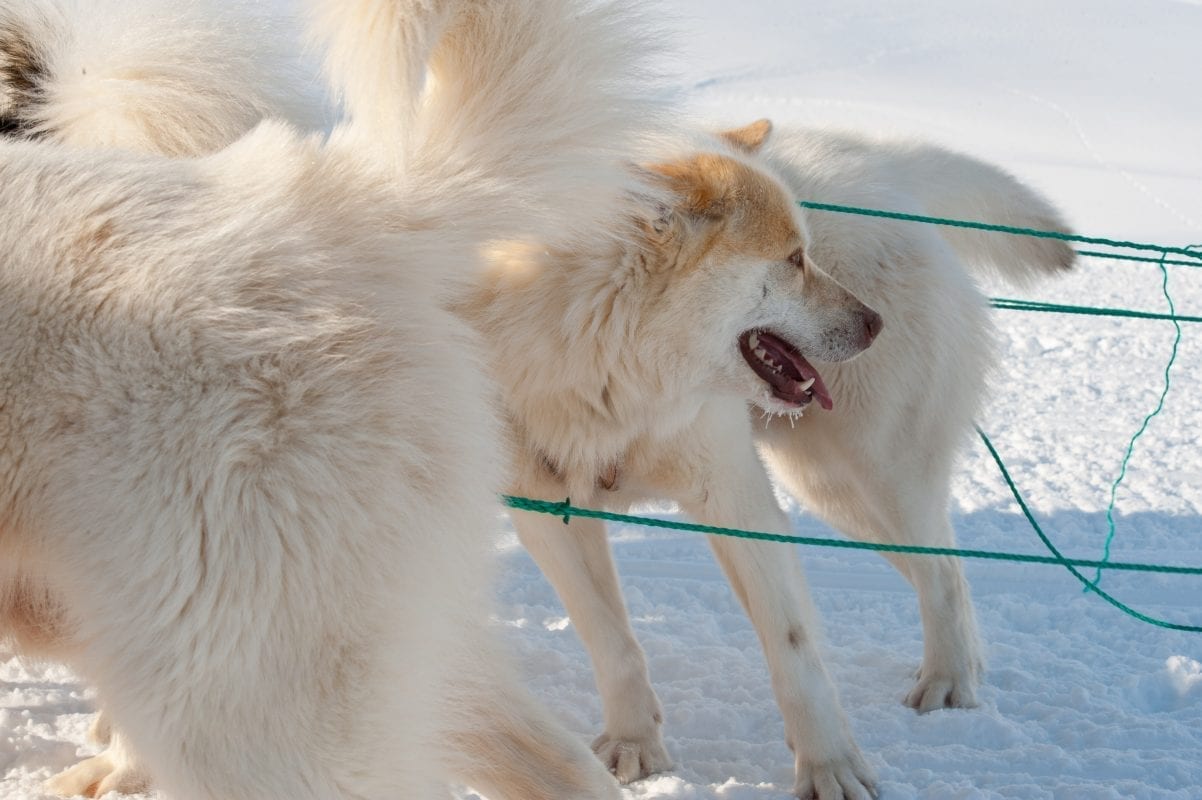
788;249;806;271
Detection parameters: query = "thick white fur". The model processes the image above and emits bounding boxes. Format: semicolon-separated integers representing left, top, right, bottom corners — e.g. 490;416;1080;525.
754;127;1075;712
0;0;659;798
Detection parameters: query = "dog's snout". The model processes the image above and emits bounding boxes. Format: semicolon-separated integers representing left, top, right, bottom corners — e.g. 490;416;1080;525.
863;307;883;344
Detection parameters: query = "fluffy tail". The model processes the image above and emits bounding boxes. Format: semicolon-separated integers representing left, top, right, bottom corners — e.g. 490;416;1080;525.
312;0;663;245
0;0;320;156
892;142;1078;287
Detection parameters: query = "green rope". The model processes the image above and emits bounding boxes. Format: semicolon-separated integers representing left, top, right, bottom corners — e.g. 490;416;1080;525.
796;202;1202;319
797;201;1202;262
989;298;1202;324
797;200;1198;604
502;495;1202;631
1076;249;1202;268
503;205;1201;631
975;429;1201;632
1090;252;1183;588
502;497;1202;577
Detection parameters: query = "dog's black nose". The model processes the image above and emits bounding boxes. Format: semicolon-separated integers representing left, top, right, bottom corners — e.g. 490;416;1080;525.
863;308;883;343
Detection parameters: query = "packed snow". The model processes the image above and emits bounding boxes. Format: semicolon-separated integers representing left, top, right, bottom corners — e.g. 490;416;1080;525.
3;0;1200;798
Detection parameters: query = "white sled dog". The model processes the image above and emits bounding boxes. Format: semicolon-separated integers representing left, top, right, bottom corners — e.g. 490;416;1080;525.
749;123;1076;716
0;0;659;798
460;128;886;800
458;121;1073;799
454;115;1076;792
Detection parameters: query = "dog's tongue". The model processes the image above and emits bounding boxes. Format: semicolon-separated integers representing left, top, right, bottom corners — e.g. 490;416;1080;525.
752;331;833;410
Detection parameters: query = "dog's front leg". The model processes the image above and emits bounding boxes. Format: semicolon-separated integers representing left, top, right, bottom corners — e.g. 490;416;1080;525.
510;507;672;783
704;534;876;800
653;402;877;800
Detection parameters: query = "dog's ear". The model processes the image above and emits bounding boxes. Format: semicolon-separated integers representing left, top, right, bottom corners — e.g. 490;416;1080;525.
638;154;735;219
718;119;773;154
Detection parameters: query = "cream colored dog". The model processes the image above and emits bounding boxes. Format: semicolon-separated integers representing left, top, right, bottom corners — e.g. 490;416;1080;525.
0;0;659;798
479;120;1073;800
467;124;886;800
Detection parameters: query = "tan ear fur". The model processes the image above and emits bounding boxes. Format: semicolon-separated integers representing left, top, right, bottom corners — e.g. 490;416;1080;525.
717;118;773;153
642;154;739;218
640;149;803;266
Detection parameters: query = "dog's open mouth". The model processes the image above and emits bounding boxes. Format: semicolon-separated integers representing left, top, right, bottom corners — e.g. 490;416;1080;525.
739;330;832;410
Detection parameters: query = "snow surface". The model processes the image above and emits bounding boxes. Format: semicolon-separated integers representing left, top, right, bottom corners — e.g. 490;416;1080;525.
3;0;1201;798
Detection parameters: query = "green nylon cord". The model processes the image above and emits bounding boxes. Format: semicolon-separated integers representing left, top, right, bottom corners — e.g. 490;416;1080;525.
797;202;1202;321
502;494;1202;632
504;204;1200;631
975;428;1201;633
1076;249;1202;268
797;201;1196;592
501;495;1202;575
1090;252;1183;588
989;298;1202;324
797;201;1202;262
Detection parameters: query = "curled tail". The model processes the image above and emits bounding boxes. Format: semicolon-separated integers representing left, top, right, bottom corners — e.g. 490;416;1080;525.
892;142;1078;287
312;0;664;244
0;0;318;156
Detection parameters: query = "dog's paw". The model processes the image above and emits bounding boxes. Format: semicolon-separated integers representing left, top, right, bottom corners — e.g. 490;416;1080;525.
591;731;672;784
792;750;878;800
905;666;980;713
45;750;149;798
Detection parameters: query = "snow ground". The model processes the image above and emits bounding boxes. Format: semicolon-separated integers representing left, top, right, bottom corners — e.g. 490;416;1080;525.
3;1;1201;798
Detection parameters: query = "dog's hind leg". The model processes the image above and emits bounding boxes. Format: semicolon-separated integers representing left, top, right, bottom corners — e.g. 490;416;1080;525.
0;584;149;798
439;633;622;800
893;518;982;712
758;419;984;713
509;507;672;784
45;729;150;799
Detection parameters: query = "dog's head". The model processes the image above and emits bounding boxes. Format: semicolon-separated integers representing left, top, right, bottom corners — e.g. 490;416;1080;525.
633;119;880;414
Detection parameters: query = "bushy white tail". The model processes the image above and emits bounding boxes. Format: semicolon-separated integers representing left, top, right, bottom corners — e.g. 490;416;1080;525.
891;141;1077;286
312;0;663;245
0;0;321;156
4;0;661;246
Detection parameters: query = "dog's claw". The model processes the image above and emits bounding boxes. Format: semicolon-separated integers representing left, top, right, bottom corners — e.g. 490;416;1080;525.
905;670;979;712
792;752;878;800
591;732;672;784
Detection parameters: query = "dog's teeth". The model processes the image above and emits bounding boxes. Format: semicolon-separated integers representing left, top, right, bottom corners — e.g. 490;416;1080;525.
754;347;769;361
798;378;815;392
749;333;760;349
